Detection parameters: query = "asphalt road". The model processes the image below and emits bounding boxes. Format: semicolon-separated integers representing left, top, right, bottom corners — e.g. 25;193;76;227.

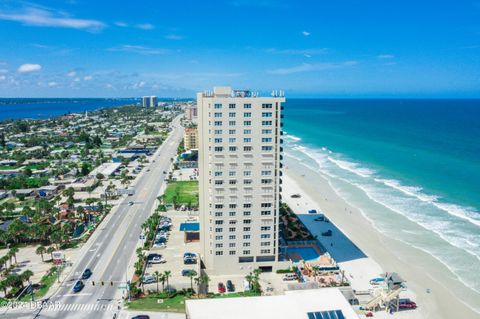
4;117;183;319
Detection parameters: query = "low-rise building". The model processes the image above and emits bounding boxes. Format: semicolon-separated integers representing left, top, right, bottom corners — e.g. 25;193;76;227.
185;288;359;319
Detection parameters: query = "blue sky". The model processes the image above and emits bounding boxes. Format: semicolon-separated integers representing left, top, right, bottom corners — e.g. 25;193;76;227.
0;0;479;98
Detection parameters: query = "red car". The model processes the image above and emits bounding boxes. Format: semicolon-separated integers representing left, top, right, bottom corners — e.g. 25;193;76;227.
365;312;373;317
218;282;226;293
399;300;417;309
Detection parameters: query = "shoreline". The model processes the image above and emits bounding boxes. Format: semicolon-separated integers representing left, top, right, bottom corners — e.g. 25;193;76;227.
281;159;479;319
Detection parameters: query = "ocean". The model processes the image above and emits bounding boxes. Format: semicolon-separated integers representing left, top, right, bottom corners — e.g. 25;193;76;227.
282;99;480;304
0;98;139;121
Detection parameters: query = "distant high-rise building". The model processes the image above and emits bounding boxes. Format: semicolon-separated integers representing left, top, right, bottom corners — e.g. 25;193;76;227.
142;96;157;107
184;127;199;150
185;105;198;121
197;86;286;275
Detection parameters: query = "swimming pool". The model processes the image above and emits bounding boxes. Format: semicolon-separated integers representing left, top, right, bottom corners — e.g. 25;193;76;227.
287;246;321;262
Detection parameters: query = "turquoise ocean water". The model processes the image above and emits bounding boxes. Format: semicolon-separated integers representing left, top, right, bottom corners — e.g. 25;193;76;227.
282;99;480;306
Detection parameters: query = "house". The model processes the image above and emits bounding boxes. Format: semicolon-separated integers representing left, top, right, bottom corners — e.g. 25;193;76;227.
37;185;60;199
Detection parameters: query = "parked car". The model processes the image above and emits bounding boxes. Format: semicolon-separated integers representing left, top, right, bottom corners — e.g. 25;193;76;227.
184;258;197;265
149;256;166;264
314;216;325;222
282;273;298;281
226;280;235;292
153;242;167;248
73;280;84;293
217;282;226;293
291;194;301;198
147;253;161;260
399;299;417;309
308;209;317;214
183;252;197;259
142;275;156;284
181;269;197;277
81;268;92;279
128;201;134;206
131;316;150;319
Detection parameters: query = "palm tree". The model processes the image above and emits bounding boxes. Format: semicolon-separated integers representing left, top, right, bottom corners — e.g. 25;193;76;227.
21;270;34;287
245;273;254;291
0;280;7;296
163;270;171;292
159;274;166;292
154;271;161;293
187;271;196;293
36;245;46;262
46;246;55;261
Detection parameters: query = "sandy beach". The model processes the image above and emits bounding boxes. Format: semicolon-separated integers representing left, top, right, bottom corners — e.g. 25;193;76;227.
281;160;480;319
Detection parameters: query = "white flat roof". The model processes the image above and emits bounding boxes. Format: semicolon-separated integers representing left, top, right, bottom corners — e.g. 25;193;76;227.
89;162;122;177
186;288;359;319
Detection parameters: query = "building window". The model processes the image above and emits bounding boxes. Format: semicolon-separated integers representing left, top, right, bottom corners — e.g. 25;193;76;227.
243;211;251;216
261;170;272;176
244;120;251;126
243;219;251;224
262;112;272;117
262;121;272;126
229;204;237;208
261;226;271;231
214;146;223;152
214;171;223;177
229;211;236;216
215;228;223;232
214;129;222;134
229;251;236;255
244;171;251;176
215;220;223;225
229;146;237;152
215;204;224;209
243;250;251;255
243;234;251;239
229;112;236;118
216;251;223;255
229;103;236;109
229;243;236;248
243;227;251;232
214;121;223;126
214;103;222;109
244;112;252;118
261;211;271;216
244;103;251;109
229;227;236;232
243;203;252;208
244;179;252;185
214;112;222;118
243;242;250;247
229;180;237;185
244;129;252;134
229;220;237;225
262;146;273;151
214;180;223;185
216;243;223;248
215;212;223;217
229;235;236;240
244;146;252;152
229;129;236;134
229;121;236;126
262;104;273;109
244;138;252;143
262;129;272;134
214;138;223;143
261;242;271;246
215;236;223;240
260;249;271;254
261;234;271;239
262;138;272;142
229;138;236;143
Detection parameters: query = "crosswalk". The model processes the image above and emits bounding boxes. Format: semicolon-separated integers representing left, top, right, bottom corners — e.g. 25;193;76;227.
40;303;117;312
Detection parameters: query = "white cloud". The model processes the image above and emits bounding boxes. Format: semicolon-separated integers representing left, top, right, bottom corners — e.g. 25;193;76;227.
266;48;328;56
17;63;42;73
84;75;93;81
136;23;154;30
268;61;357;75
114;21;128;27
48;81;58;87
0;75;6;81
377;54;395;59
108;45;170;55
73;77;80;82
302;31;311;36
67;71;76;77
0;7;105;31
165;34;183;40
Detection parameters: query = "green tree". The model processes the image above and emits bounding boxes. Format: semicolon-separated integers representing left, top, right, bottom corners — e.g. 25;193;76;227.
163;270;171;292
36;245;46;262
46;246;55;261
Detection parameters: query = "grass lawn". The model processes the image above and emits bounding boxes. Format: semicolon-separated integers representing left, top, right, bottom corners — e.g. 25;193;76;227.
163;181;198;207
20;266;62;301
127;294;187;313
